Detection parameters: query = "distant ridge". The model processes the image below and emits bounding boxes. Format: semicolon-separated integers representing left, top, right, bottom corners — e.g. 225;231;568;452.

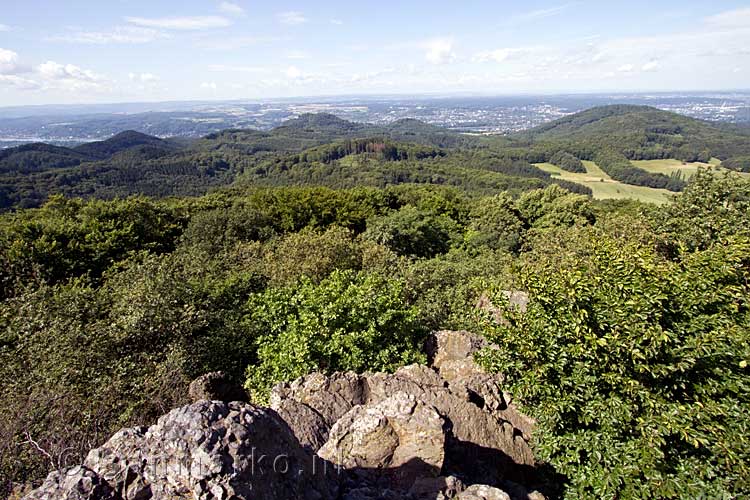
519;104;750;160
74;130;177;159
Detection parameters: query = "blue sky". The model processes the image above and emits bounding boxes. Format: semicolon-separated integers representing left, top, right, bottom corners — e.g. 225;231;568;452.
0;0;749;106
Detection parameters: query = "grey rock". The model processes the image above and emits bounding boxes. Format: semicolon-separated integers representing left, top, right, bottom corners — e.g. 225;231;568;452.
409;476;465;499
319;393;445;489
27;329;539;500
23;466;117;500
458;485;512;500
271;371;368;428
425;330;488;374
29;401;335;500
273;398;330;452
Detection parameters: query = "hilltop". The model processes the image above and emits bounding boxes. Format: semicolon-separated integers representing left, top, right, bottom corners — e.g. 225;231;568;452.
518;104;750;161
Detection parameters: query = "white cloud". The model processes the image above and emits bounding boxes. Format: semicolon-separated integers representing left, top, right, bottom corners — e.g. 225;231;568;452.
129;72;159;83
705;7;750;30
38;61;96;81
51;26;165;44
0;74;39;90
617;63;634;72
422;38;455;65
473;47;528;63
200;82;218;89
126;16;231;30
0;48;20;74
32;61;109;93
591;51;606;63
285;66;302;79
278;11;307;26
642;60;660;72
330;19;343;25
0;24;10;32
219;2;245;16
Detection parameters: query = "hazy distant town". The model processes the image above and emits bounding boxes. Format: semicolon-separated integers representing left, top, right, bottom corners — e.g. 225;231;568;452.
1;92;748;147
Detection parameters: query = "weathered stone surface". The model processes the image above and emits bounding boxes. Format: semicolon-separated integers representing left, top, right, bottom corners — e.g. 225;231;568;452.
273;398;330;452
271;371;368;428
409;475;465;499
364;368;535;484
188;371;248;403
24;466;117;500
29;401;335;500
458;484;512;500
319;393;445;489
426;330;488;374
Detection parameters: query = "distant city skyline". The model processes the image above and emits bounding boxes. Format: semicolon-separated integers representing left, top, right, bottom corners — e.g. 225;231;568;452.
1;0;749;106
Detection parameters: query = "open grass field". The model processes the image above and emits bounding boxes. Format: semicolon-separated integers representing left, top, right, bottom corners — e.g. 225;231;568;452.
535;161;675;204
630;158;729;180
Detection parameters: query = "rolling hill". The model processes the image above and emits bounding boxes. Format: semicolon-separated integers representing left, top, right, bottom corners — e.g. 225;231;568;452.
518;104;750;161
2;106;749;211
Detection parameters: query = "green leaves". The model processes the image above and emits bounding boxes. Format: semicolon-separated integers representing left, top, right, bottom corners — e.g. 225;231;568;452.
243;270;427;403
478;224;750;499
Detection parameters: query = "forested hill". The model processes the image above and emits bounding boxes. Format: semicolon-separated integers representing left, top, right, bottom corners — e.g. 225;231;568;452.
1;107;749;211
0;113;563;211
517;104;750;161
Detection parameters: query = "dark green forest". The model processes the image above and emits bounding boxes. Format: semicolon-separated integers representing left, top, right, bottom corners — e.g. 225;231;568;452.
1;107;750;499
3;106;750;211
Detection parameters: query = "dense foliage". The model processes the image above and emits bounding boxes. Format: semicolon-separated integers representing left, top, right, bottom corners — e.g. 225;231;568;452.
4;106;749;211
477;171;750;499
549;151;585;173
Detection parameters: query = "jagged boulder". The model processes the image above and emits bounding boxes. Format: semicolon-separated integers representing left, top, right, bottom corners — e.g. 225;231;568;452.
458;484;512;500
318;393;445;488
271;333;536;487
27;466;117;500
26;401;335;500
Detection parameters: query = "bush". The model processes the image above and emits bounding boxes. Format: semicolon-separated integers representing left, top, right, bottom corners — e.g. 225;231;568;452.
477;228;750;499
721;156;750;173
465;193;525;252
363;206;460;258
263;226;362;285
549;151;586;173
244;270;427;402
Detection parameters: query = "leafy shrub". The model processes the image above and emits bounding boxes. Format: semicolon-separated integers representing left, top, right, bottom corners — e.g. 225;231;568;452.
477;228;750;499
652;169;750;252
244;270;427;402
465;193;525;252
516;185;595;230
263;226;362;285
363;206;460;258
0;196;185;297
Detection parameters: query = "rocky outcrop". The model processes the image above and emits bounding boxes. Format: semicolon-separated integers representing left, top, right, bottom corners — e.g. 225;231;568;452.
27;401;336;500
26;331;545;500
318;393;445;488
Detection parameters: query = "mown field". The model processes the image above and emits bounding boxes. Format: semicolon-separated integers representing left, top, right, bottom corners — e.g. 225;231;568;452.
536;158;750;204
631;158;719;179
535;160;675;204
